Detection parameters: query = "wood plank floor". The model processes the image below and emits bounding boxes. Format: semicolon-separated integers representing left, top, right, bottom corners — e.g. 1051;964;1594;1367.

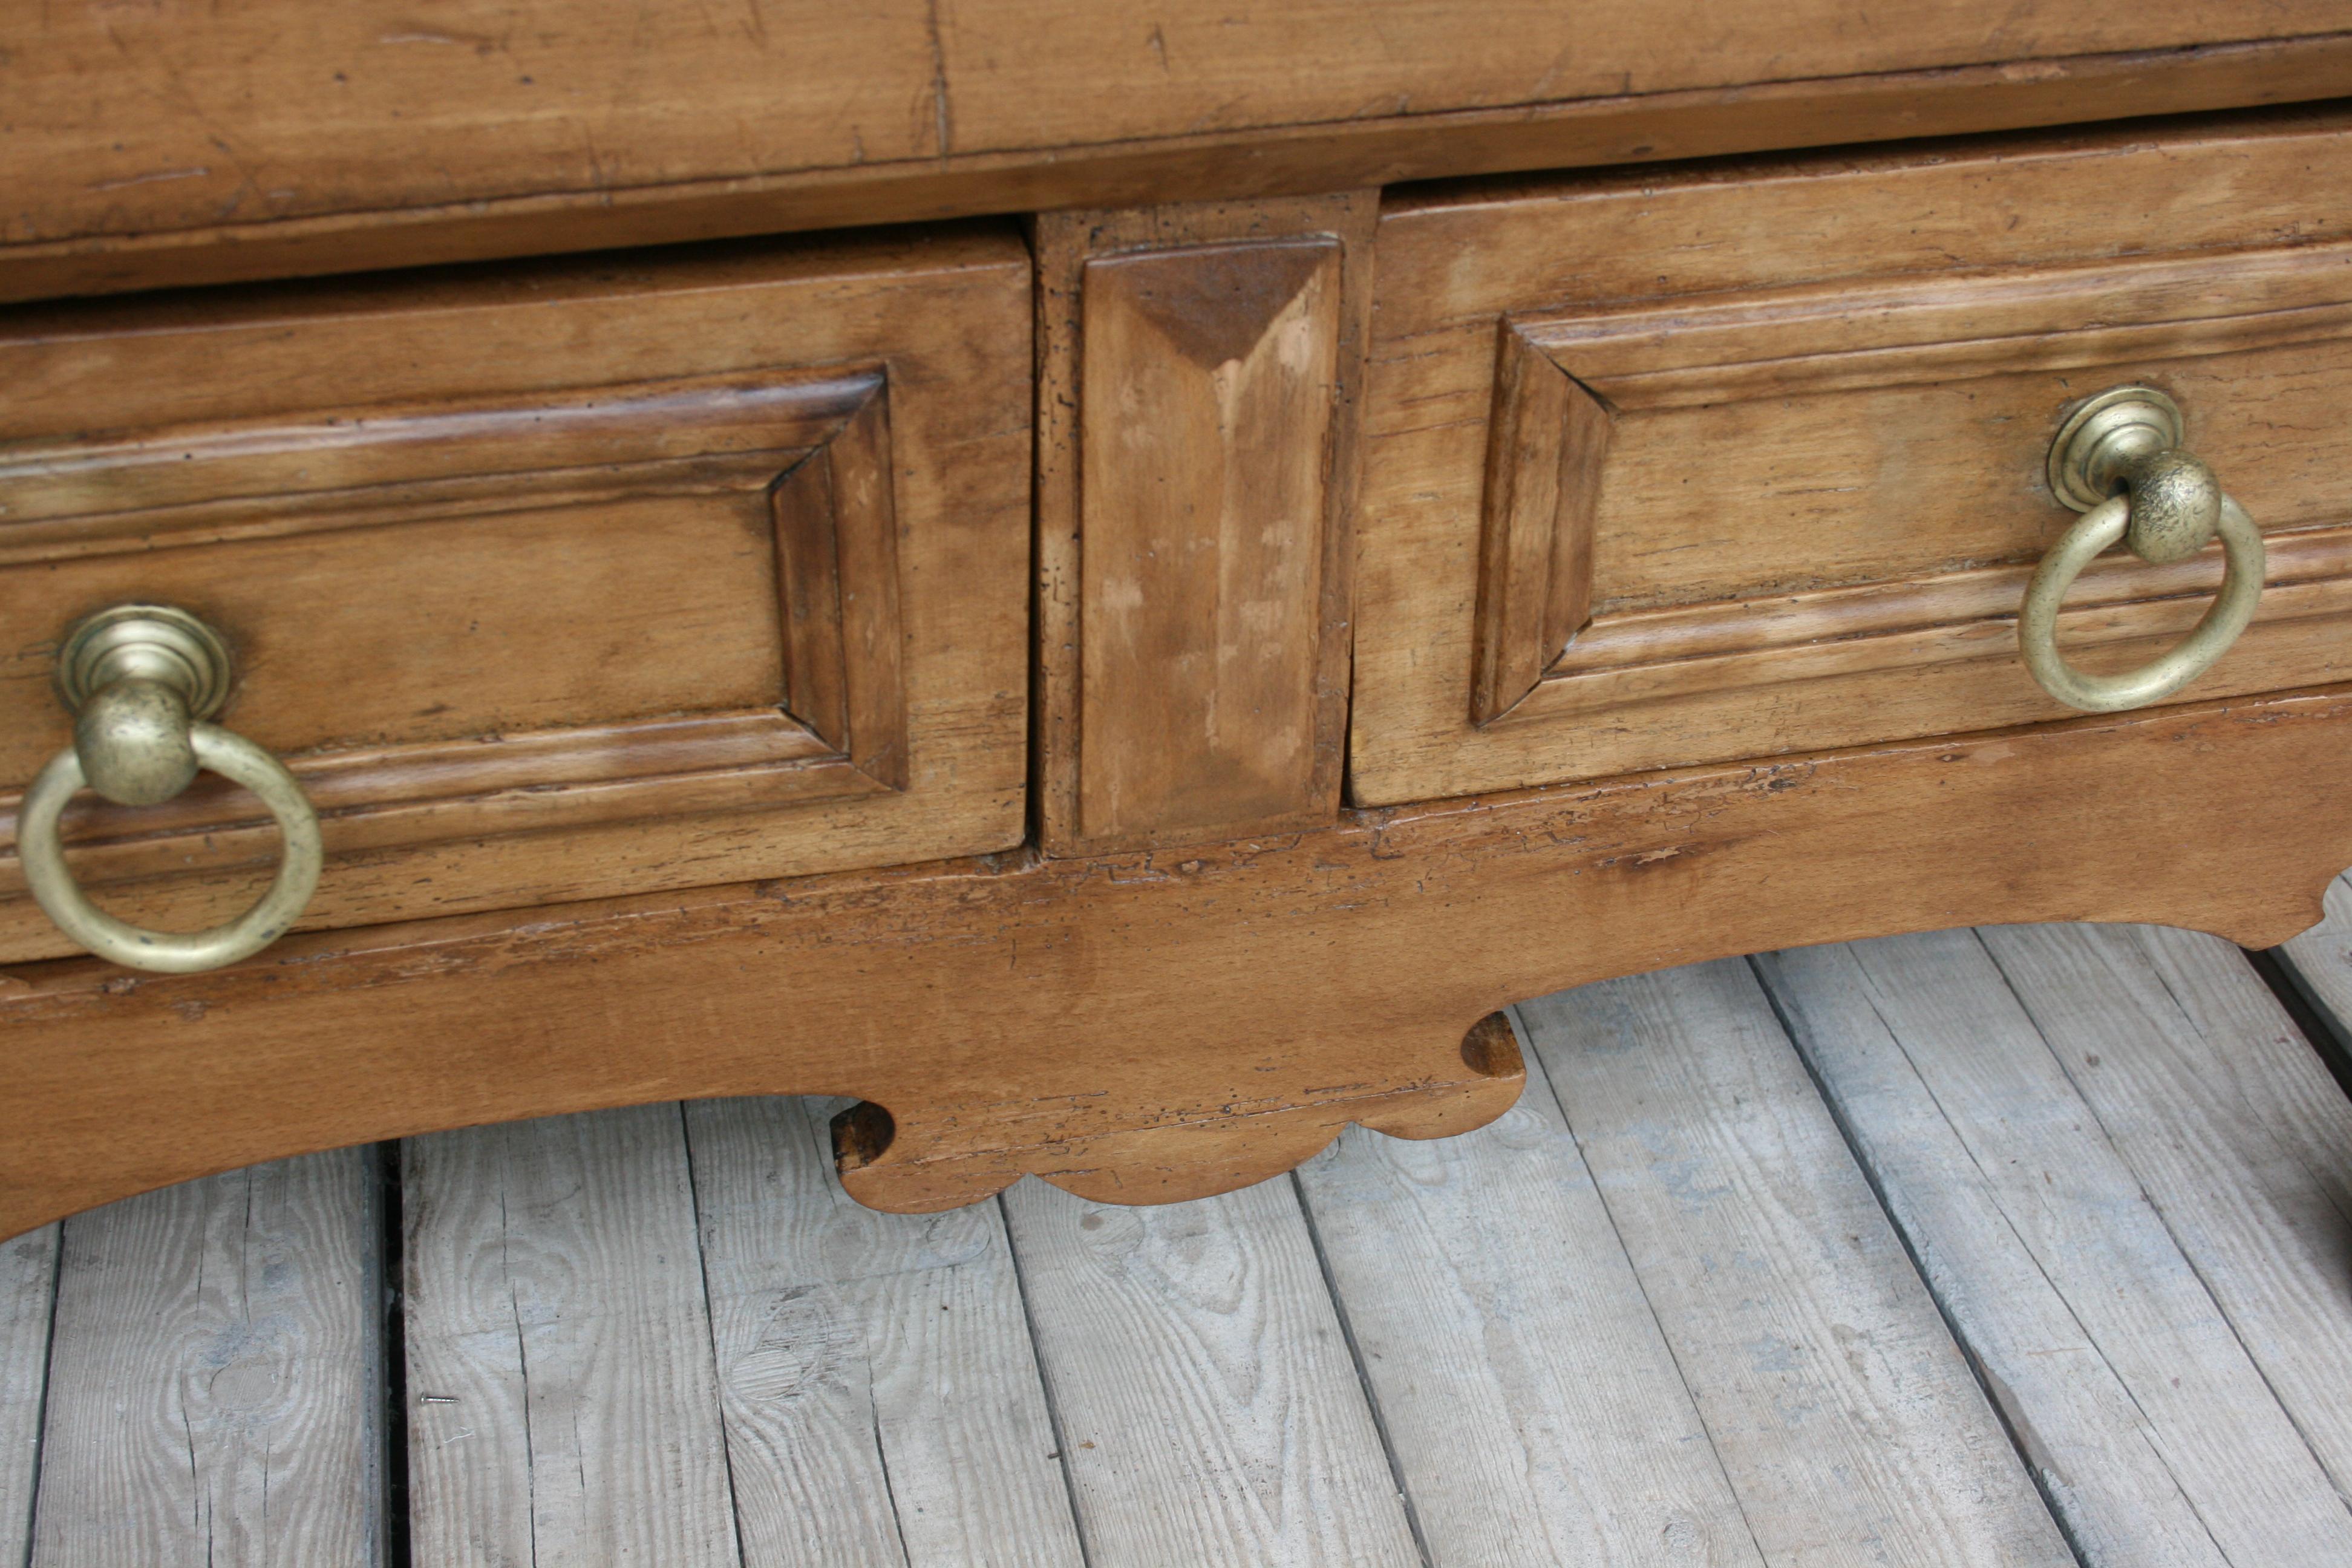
10;906;2352;1566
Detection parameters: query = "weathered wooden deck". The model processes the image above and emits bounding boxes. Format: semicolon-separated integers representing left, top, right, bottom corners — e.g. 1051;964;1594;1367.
10;888;2352;1566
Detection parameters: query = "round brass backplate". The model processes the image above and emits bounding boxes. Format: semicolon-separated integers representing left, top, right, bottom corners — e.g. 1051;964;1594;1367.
2047;385;2186;513
53;604;235;722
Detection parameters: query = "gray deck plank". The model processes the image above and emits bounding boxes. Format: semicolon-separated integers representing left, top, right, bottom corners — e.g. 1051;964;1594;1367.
684;1096;1084;1568
2272;871;2352;1094
402;1106;739;1568
1;1225;57;1567
999;1174;1421;1568
30;1151;384;1568
1293;1033;1766;1567
1520;959;2075;1568
1760;929;2352;1566
1978;922;2352;1503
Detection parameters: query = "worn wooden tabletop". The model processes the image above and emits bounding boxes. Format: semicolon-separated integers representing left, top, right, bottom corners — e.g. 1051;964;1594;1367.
10;890;2352;1566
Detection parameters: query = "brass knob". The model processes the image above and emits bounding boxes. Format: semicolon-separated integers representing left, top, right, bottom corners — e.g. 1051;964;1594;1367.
18;606;321;972
2020;387;2265;713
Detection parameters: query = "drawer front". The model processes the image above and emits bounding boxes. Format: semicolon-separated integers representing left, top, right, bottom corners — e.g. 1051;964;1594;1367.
1352;108;2352;806
0;231;1030;960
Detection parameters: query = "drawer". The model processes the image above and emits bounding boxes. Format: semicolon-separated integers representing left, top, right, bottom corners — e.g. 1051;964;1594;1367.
0;230;1030;961
1352;108;2352;806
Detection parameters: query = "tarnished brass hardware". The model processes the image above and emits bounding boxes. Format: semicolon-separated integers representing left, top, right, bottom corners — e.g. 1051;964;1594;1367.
19;605;321;973
2047;385;2185;512
2022;387;2265;713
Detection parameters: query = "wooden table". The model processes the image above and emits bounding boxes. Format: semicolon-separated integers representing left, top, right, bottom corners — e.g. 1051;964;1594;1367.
4;6;2352;1238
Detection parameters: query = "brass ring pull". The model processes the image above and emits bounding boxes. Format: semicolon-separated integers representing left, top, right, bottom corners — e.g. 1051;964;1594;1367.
17;606;321;973
2020;386;2266;714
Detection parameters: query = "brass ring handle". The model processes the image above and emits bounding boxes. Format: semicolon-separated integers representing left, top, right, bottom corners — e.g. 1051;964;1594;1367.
2020;385;2267;714
16;606;321;973
2019;494;2264;713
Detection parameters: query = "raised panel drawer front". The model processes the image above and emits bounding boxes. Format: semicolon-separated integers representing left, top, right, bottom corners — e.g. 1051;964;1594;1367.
1351;106;2352;806
0;230;1031;961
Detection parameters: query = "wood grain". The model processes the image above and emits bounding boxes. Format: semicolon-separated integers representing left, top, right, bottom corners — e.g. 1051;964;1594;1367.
4;29;2350;302
0;1226;56;1567
30;1152;382;1567
1076;241;1338;846
771;391;908;789
1977;923;2352;1498
1034;195;1374;854
1760;931;2352;1566
684;1097;1083;1567
402;1106;739;1567
0;227;1031;961
1510;241;2352;613
1293;1034;1765;1567
1000;1175;1419;1566
1469;326;1606;725
1521;962;2075;1566
1355;105;2352;805
5;684;2351;1240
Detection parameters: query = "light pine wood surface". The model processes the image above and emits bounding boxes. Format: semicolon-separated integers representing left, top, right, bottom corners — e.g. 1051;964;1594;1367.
9;915;2352;1564
4;18;2348;304
0;229;1033;964
1351;108;2352;806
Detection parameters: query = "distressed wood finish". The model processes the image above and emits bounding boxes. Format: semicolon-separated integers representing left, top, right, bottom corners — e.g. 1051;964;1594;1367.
1466;247;2352;739
1000;1176;1420;1566
0;229;1031;961
1293;1039;1765;1566
1469;326;1607;725
684;1097;1084;1568
6;19;2352;304
1357;106;2352;803
768;389;909;791
1761;930;2352;1566
402;1108;740;1568
1033;195;1374;854
30;1152;382;1568
5;686;2352;1240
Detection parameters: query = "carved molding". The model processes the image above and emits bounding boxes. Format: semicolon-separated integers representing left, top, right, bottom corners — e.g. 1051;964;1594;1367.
0;368;910;892
1468;241;2352;740
1034;194;1377;857
1470;323;1609;724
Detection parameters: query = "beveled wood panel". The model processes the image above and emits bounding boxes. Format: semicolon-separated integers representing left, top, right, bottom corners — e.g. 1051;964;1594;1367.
1035;196;1374;855
0;229;1031;959
1471;327;1607;725
1076;241;1340;848
1355;109;2352;802
6;12;2352;303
